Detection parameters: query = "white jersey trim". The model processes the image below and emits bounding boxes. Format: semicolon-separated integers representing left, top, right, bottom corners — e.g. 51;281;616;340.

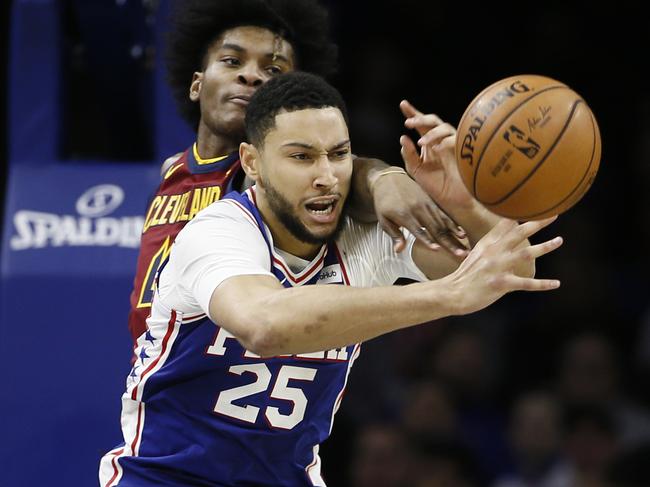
99;445;126;487
306;444;326;486
100;308;183;484
130;309;182;403
272;245;327;286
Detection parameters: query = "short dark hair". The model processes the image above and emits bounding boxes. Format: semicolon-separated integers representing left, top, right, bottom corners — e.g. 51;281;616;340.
165;0;339;130
245;71;348;146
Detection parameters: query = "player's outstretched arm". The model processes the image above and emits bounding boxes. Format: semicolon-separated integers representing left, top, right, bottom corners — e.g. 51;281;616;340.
209;217;562;357
347;155;467;255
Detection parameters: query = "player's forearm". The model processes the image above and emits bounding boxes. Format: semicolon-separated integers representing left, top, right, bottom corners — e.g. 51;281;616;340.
240;282;454;357
346;156;388;222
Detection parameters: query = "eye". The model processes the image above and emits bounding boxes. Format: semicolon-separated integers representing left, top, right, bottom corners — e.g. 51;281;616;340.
222;57;240;66
290;153;310;161
331;149;350;159
266;65;283;76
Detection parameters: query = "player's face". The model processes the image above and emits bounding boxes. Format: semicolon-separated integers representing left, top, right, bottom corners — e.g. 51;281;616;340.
257;108;353;257
191;26;295;140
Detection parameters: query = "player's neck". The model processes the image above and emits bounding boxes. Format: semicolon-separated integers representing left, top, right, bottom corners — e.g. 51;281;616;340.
195;122;240;159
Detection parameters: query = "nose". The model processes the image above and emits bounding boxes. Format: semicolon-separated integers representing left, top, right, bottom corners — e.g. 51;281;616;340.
237;63;265;87
313;155;338;190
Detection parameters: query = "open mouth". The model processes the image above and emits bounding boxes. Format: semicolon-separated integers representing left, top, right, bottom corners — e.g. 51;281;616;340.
305;197;337;215
304;197;340;223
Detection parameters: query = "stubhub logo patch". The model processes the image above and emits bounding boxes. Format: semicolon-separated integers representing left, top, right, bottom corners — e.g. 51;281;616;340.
317;264;342;284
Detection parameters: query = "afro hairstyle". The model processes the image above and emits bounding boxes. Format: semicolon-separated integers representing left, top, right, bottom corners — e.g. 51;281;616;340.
165;0;339;130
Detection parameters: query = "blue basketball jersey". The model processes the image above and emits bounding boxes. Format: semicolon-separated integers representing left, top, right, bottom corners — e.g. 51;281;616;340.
101;191;360;486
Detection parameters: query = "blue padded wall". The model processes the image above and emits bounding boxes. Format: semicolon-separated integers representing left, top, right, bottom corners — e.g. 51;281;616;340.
1;1;190;485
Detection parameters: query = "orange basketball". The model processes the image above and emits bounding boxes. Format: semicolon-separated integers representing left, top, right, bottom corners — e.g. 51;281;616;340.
455;74;601;220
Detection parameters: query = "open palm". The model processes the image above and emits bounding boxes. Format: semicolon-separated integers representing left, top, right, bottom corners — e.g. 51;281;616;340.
400;100;476;212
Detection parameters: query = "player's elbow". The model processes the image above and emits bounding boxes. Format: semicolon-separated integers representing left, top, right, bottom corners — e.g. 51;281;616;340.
247;330;287;358
239;316;288;358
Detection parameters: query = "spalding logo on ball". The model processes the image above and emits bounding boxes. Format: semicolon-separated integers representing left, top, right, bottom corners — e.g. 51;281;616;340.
455;74;601;220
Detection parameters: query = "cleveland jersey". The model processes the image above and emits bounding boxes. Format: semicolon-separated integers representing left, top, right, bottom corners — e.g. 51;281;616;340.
102;189;426;486
128;144;242;342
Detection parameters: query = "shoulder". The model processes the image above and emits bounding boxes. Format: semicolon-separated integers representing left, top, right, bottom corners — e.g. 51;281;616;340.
179;197;260;240
168;196;269;283
159;151;184;177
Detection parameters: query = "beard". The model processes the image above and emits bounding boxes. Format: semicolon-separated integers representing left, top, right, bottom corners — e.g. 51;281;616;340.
261;175;348;246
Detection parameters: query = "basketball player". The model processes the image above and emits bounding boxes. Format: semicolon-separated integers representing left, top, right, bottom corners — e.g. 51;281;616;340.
100;71;563;486
128;0;465;343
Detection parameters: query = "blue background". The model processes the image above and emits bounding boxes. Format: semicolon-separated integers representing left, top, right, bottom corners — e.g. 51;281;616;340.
1;1;187;485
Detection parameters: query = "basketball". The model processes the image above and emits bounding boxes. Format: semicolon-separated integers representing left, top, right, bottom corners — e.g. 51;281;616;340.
455;74;601;220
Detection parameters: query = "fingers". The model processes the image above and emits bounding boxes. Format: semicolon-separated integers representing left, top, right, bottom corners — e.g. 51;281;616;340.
507;236;563;291
516;216;559;239
399;135;423;177
453;223;467;240
437;210;467;239
389;199;468;256
500;215;559;250
417;123;457;147
518;236;564;260
389;210;440;251
431;230;468;258
505;275;561;291
386;201;469;256
378;216;408;253
412;226;441;251
401;101;457;157
405;114;445;137
401;100;450;138
481;216;559;251
379;204;469;256
399;99;422;119
425;205;468;257
406;113;444;129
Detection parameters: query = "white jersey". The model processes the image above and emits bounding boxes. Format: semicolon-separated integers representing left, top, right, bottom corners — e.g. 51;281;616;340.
156;188;426;320
100;188;426;487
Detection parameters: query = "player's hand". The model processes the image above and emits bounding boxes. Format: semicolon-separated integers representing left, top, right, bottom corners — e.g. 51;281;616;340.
442;216;563;315
371;171;468;256
400;100;475;212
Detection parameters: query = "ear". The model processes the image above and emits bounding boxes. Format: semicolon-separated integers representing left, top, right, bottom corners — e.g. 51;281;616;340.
239;142;261;182
189;72;203;101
